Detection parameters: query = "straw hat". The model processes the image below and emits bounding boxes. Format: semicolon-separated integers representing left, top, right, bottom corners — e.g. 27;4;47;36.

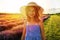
27;2;39;6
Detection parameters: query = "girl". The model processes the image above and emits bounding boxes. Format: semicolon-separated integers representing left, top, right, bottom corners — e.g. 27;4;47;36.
21;2;45;40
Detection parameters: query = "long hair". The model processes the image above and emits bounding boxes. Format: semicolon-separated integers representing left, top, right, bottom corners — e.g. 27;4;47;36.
25;6;44;22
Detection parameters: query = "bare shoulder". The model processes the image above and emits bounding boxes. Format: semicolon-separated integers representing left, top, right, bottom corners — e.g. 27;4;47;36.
20;18;27;24
38;17;44;26
39;17;43;22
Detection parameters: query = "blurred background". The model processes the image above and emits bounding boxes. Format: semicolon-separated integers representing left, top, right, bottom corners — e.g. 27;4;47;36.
0;0;60;40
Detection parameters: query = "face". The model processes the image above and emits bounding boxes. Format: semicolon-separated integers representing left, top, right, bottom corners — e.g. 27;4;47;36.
27;7;36;18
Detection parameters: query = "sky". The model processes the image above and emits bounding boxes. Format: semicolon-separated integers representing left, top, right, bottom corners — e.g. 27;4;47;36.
0;0;60;13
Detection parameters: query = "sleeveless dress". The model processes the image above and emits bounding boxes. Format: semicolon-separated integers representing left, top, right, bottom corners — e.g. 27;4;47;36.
25;24;42;40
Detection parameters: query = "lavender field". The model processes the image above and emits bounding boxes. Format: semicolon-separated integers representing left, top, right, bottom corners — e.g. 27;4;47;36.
0;13;60;40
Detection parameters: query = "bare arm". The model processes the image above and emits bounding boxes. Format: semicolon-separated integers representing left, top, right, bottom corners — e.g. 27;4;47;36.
21;24;26;40
21;19;26;40
39;19;46;40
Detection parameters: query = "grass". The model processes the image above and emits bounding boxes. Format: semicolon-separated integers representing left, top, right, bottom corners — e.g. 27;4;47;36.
44;13;60;40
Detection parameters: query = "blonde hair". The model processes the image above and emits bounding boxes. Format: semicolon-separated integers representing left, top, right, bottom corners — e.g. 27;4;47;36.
25;2;44;22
